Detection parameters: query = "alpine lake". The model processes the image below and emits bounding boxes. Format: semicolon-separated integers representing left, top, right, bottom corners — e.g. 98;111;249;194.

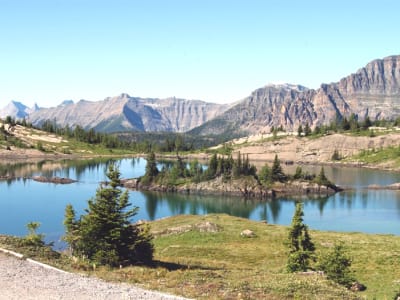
1;157;400;249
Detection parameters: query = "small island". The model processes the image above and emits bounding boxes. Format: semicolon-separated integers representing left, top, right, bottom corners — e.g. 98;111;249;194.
122;152;341;198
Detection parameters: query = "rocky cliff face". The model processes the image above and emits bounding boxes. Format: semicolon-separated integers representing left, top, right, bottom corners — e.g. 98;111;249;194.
27;94;229;133
192;55;400;136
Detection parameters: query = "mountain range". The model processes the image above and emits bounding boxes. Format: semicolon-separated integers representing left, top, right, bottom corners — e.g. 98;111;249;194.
1;55;400;136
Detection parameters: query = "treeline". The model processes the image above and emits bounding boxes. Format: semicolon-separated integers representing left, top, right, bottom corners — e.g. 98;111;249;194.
1;116;218;152
296;114;400;137
142;151;259;186
142;151;332;189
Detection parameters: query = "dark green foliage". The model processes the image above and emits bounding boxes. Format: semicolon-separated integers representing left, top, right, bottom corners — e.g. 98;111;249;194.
63;163;153;267
318;243;355;288
286;202;315;272
304;123;312;136
189;159;203;183
207;153;218;178
258;163;271;185
271;154;286;182
5;115;16;125
297;125;303;137
331;149;341;161
293;166;303;179
144;152;159;178
314;167;333;187
63;204;79;253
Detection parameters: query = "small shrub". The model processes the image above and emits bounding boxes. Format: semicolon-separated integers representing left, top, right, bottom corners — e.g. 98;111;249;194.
318;243;355;288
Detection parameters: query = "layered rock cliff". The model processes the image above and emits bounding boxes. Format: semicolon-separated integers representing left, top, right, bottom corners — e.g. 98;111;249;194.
27;94;229;132
191;55;400;136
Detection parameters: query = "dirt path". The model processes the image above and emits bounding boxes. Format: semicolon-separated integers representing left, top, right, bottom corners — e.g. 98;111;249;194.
0;253;187;300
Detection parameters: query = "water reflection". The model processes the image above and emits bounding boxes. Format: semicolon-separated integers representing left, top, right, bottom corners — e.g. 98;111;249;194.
2;158;400;243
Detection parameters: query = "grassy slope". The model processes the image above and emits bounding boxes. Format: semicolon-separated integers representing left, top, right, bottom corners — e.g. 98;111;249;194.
91;214;400;299
1;214;400;299
0;123;136;156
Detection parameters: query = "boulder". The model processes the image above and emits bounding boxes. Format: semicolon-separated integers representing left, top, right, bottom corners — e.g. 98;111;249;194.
240;229;256;238
350;282;366;291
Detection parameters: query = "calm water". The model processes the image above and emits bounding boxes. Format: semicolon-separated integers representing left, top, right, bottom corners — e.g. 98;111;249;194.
1;158;400;248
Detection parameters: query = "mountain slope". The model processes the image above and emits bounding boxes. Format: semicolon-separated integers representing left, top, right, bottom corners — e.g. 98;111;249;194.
27;94;230;133
191;55;400;136
0;101;39;119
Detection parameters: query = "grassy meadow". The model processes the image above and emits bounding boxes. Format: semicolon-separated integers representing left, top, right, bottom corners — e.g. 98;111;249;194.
3;214;398;299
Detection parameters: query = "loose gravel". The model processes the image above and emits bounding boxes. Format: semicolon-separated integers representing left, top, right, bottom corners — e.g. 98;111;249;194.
0;253;188;300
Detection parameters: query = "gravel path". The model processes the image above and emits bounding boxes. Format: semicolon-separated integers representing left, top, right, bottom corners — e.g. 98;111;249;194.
0;253;188;300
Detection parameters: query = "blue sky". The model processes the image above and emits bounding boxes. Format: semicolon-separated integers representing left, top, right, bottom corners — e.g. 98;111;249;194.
1;0;399;107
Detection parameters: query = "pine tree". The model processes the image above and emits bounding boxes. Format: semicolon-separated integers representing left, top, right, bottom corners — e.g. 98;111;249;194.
318;243;354;287
207;153;218;178
286;202;315;272
63;204;79;254
271;154;286;182
297;125;303;137
258;163;271;185
145;151;159;178
304;123;312;136
64;163;153;267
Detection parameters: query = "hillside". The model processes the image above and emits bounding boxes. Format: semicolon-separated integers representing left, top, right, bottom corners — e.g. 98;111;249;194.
203;129;400;171
0;121;135;161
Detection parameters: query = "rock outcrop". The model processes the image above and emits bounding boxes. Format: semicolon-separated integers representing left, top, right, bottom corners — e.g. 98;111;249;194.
122;176;339;198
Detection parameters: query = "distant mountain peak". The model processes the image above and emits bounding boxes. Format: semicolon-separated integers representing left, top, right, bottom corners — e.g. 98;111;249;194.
0;100;29;119
59;100;74;107
265;83;308;91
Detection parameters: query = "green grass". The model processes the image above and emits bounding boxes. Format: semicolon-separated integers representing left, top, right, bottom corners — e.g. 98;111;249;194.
352;145;400;167
3;214;394;299
2;214;400;299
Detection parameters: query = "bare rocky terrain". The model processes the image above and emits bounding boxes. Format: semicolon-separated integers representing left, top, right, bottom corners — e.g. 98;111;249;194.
0;252;187;300
226;131;400;169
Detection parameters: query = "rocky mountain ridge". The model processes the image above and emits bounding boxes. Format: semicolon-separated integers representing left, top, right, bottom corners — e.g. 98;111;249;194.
1;55;399;135
26;94;230;133
191;55;400;136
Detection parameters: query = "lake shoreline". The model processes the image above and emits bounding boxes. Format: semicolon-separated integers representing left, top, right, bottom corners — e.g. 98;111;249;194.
1;146;399;173
122;176;341;199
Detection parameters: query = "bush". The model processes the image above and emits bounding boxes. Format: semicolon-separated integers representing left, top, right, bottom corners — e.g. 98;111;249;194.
318;243;355;288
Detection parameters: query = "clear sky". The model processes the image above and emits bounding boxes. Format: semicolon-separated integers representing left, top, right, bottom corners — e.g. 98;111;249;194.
1;0;399;108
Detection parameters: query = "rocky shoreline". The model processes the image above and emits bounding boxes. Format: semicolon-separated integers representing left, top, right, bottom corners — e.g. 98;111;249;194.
0;175;77;184
122;176;340;198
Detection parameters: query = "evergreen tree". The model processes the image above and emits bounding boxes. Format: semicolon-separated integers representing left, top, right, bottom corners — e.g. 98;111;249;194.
318;243;355;288
304;123;312;136
63;204;79;253
315;167;332;187
64;163;153;266
271;154;286;182
145;151;159;178
258;163;271;184
293;166;303;179
297;124;303;137
207;153;218;178
286;202;315;272
232;151;242;178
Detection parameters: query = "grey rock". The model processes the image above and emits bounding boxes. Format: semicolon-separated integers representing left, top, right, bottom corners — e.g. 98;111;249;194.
192;55;400;136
